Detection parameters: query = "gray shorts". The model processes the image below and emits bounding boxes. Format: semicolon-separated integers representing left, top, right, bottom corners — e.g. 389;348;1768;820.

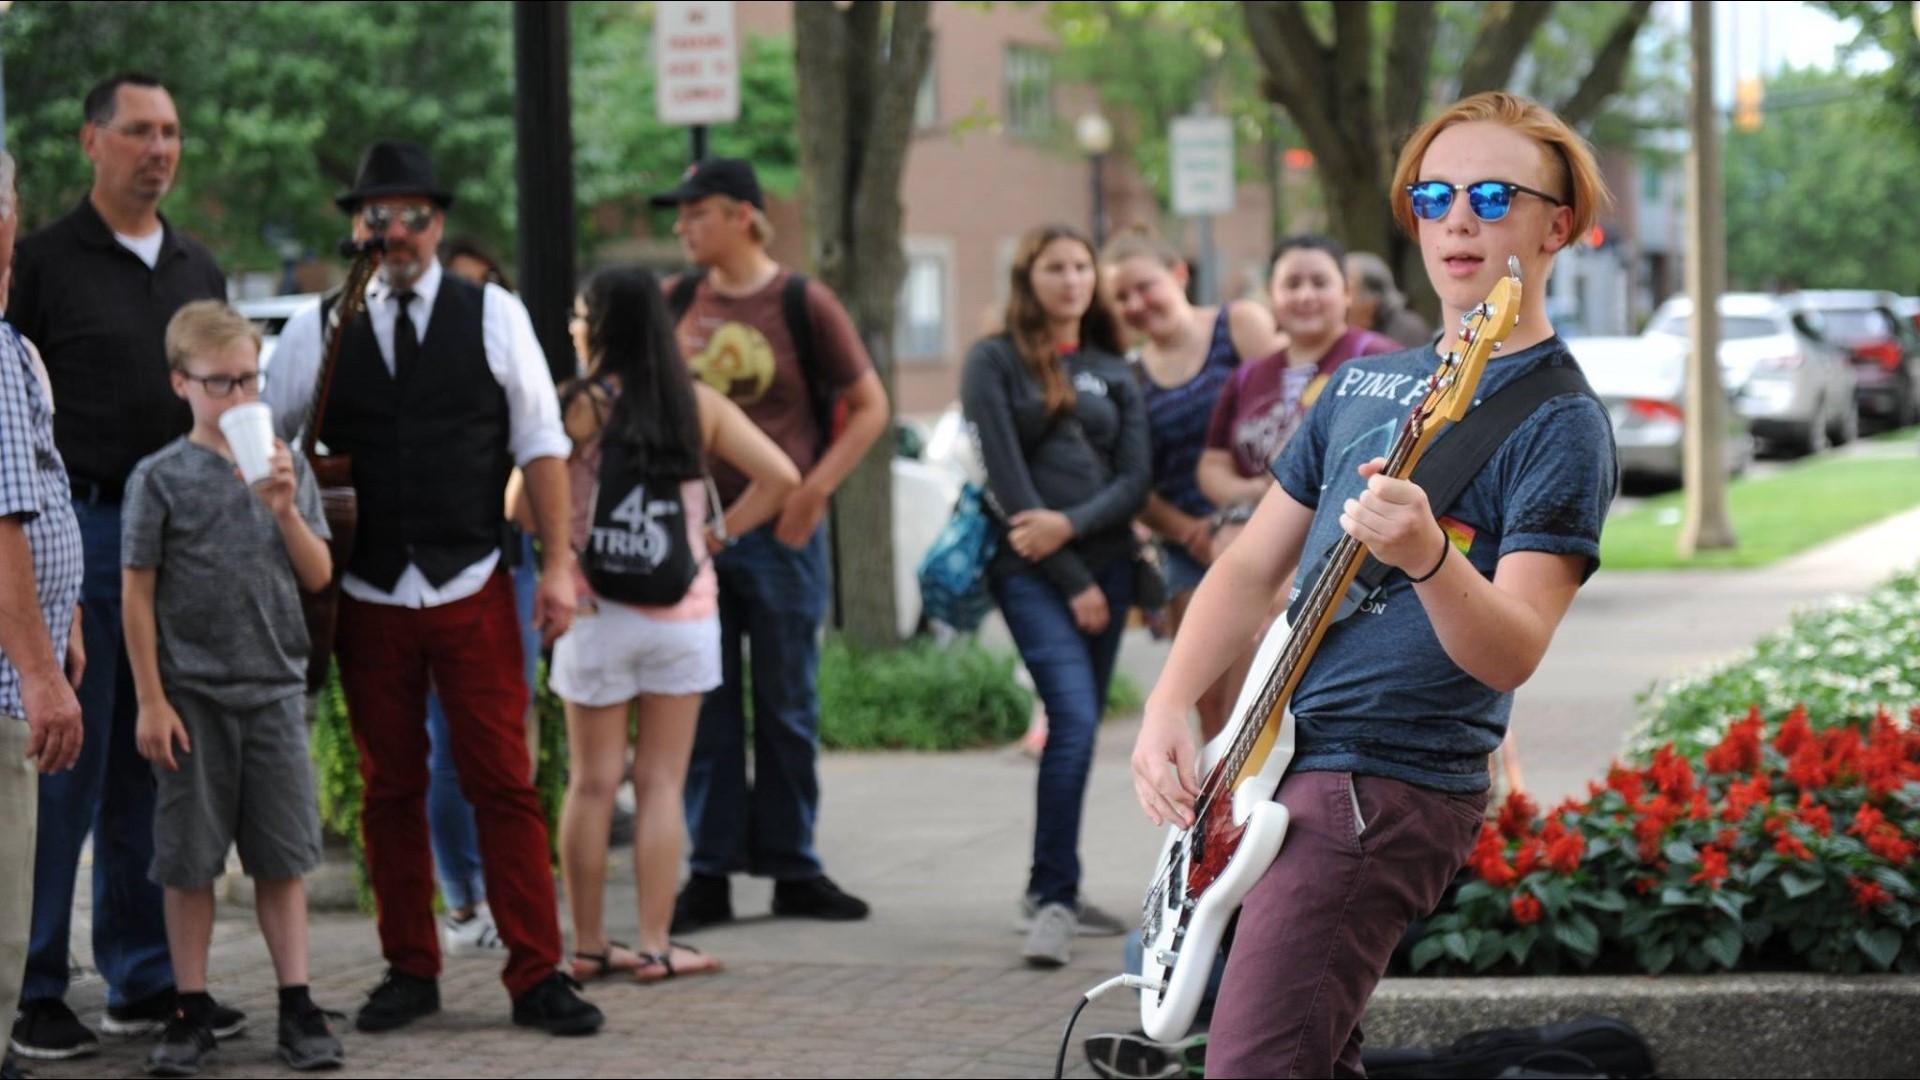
151;690;322;890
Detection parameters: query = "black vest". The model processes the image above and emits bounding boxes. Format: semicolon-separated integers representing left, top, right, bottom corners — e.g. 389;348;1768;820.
319;276;511;591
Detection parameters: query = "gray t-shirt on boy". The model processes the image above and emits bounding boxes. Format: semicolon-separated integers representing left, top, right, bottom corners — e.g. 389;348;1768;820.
1272;337;1616;793
123;437;329;708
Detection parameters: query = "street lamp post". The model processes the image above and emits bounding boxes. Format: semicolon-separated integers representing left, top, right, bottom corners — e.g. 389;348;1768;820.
1075;110;1113;249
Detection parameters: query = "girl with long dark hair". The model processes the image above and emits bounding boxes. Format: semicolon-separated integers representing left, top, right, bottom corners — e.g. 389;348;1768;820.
551;266;797;984
959;224;1151;967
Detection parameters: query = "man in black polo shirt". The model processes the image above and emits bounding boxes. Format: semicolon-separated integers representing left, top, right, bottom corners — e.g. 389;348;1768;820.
5;72;240;1061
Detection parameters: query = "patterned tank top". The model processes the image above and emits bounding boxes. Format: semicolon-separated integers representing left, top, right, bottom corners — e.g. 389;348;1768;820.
1137;307;1241;518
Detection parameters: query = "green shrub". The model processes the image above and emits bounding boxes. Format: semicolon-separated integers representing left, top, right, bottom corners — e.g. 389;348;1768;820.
1632;568;1920;759
1105;670;1145;718
817;638;1032;750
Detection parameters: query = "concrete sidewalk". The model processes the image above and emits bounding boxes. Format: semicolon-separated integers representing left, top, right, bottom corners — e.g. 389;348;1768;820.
34;492;1920;1078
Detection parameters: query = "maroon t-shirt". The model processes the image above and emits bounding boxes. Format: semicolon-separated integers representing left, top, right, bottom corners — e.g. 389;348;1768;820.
671;270;871;502
1205;328;1401;478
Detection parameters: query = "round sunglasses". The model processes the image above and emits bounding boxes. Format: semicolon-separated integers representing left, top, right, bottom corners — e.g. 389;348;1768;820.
1405;180;1565;223
359;204;438;234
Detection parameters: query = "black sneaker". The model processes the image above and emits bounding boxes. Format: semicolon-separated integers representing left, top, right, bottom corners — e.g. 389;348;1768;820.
9;999;99;1061
510;973;603;1037
143;1014;216;1078
353;970;440;1033
2;1053;32;1079
1085;1030;1208;1079
276;1007;345;1071
669;873;733;934
772;875;871;921
104;990;247;1040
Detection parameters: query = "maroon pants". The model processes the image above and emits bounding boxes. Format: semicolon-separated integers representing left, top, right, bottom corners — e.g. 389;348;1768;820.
335;573;559;999
1205;770;1488;1078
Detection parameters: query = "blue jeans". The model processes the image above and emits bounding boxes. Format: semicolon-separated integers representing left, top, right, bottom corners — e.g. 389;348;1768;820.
995;557;1133;908
26;498;172;1006
684;525;829;880
425;534;540;912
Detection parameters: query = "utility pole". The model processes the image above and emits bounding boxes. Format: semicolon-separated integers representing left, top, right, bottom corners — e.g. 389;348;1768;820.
1680;0;1736;556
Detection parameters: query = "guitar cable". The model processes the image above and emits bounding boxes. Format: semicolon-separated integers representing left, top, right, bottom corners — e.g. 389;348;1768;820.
1052;973;1160;1079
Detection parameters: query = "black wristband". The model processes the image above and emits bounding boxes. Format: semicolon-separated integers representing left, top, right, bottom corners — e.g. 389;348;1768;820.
1407;531;1450;584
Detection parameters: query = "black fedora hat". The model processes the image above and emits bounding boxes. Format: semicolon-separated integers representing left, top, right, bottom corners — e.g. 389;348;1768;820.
335;140;454;212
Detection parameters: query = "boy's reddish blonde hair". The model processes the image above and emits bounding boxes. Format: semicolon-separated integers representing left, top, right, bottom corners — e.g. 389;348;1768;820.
1390;91;1613;242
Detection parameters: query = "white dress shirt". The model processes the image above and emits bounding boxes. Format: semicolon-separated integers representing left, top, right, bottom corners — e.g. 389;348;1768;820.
264;258;571;609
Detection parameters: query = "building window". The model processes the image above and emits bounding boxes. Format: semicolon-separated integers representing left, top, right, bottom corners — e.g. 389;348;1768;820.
914;40;939;131
1004;45;1053;139
895;241;953;362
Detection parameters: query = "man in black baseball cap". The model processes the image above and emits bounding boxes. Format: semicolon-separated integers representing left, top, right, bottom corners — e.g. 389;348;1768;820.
650;156;892;937
649;157;764;211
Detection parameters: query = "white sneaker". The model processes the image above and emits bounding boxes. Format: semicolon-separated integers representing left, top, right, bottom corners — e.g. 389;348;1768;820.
1023;902;1078;968
442;904;505;957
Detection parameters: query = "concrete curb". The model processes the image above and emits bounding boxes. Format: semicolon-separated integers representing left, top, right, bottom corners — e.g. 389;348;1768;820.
1365;973;1920;1078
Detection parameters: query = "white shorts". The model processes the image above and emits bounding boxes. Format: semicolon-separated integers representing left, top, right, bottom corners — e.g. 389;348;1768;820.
549;601;721;706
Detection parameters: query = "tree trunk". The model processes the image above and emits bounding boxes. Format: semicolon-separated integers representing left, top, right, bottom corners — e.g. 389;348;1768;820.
793;1;932;649
1240;0;1653;324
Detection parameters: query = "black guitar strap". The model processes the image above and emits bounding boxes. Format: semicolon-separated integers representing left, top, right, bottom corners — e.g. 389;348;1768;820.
1284;361;1601;627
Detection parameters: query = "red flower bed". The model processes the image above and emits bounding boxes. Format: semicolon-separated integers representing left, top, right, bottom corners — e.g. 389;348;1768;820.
1410;705;1920;975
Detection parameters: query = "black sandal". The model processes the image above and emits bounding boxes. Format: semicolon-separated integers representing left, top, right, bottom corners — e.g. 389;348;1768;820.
569;940;635;981
633;940;722;983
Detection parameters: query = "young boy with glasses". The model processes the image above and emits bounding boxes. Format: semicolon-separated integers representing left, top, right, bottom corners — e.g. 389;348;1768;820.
121;300;343;1076
1128;91;1618;1077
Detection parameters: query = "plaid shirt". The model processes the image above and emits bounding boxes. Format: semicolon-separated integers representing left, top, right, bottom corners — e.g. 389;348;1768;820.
0;321;83;720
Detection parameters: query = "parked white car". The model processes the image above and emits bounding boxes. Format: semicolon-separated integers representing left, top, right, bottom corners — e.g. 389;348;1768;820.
1570;334;1753;487
235;291;321;381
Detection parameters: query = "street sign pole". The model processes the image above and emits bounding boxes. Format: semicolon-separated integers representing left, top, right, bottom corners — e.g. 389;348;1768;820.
1170;114;1235;305
656;1;739;168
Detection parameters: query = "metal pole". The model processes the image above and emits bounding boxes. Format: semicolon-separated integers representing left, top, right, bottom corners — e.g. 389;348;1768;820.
691;124;709;164
1680;0;1736;555
1090;151;1106;249
512;0;577;385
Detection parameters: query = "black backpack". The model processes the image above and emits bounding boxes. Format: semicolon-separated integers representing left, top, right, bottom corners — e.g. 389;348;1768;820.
573;380;710;607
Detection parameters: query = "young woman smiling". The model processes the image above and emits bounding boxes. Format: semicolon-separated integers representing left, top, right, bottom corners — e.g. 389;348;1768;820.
1100;228;1282;741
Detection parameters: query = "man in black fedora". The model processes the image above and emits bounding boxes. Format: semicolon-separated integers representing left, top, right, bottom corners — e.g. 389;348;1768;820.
266;139;600;1037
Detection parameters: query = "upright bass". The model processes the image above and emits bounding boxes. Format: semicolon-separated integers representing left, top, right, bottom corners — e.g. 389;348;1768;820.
296;237;384;692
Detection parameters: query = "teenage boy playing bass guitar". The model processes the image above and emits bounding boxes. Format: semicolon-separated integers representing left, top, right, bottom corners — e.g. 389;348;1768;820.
1129;92;1619;1078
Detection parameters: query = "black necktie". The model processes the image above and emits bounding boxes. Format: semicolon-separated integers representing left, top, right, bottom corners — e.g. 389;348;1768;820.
392;290;419;385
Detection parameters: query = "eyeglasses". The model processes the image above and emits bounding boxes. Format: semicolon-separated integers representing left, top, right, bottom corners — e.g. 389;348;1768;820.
1405;180;1565;223
179;372;259;398
98;121;184;147
360;204;438;234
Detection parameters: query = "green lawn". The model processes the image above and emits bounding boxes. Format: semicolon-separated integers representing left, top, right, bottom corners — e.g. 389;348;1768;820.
1600;445;1920;570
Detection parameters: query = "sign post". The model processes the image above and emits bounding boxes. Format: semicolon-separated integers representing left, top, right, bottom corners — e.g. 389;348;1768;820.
1170;114;1235;303
655;0;740;163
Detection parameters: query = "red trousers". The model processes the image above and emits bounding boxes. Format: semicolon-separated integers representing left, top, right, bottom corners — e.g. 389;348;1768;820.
335;572;559;999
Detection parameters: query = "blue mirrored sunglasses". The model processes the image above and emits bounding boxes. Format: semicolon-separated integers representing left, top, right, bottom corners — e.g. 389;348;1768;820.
1405;180;1565;223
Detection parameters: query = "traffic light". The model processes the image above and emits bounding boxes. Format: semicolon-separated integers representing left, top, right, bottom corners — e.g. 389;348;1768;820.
1734;77;1764;133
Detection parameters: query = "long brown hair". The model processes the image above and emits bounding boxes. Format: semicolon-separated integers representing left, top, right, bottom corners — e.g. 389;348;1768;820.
1002;224;1123;420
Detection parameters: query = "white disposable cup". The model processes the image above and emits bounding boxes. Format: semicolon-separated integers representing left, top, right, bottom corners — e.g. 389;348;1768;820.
218;401;276;485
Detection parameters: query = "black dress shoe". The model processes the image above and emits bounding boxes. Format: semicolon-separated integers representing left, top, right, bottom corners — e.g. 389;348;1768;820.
670;872;734;933
353;970;440;1033
510;974;603;1037
772;875;871;921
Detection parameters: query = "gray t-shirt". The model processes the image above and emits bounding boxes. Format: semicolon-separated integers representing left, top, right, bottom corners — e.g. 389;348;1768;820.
123;437;329;707
1272;337;1616;793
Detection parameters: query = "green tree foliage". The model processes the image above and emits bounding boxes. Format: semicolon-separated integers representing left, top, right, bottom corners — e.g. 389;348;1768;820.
1816;1;1920;148
1724;66;1920;292
1;1;799;274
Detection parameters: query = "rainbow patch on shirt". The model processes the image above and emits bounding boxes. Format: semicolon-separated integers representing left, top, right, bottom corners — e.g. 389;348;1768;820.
1439;516;1476;555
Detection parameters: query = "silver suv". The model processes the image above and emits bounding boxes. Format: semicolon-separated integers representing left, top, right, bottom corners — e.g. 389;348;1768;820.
1643;293;1857;456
